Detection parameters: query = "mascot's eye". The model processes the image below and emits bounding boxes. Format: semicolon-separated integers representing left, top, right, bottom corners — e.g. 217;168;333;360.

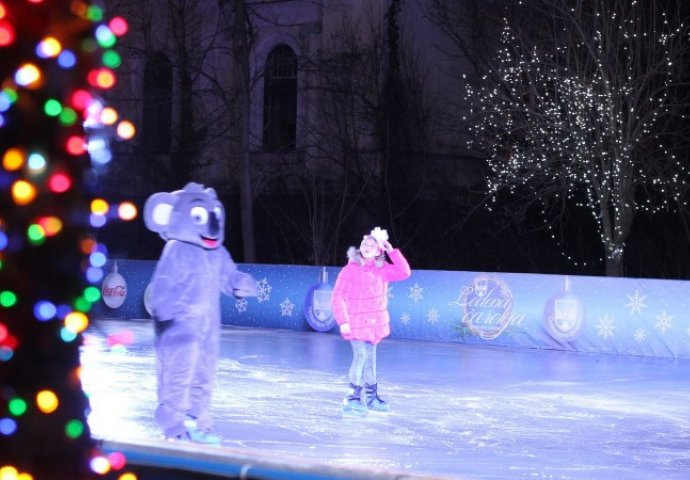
190;206;208;225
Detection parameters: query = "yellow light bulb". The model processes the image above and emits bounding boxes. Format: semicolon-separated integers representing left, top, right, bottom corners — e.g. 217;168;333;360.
64;311;89;333
11;180;36;206
90;198;109;215
3;148;25;171
36;390;59;414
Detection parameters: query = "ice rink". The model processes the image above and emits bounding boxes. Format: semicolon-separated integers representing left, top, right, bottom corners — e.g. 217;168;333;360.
82;319;690;479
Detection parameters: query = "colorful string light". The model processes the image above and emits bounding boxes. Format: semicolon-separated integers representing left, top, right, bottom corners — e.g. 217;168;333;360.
0;0;137;477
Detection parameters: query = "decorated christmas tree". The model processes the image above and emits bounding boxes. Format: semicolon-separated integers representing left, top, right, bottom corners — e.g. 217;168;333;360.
0;1;132;478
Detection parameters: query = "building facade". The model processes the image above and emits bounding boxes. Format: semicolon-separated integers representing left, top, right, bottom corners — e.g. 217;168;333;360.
103;0;486;266
106;0;482;189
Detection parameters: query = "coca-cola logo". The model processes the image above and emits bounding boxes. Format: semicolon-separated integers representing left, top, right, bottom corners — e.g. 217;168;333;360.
103;285;126;296
102;272;127;309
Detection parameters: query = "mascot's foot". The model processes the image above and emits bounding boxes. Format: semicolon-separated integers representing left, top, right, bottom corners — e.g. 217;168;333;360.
186;427;222;444
166;432;191;442
166;428;222;444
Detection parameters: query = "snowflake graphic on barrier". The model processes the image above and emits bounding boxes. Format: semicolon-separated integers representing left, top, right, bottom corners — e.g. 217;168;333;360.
427;308;440;324
409;283;424;303
624;290;648;315
633;328;647;343
235;297;248;313
596;314;616;339
256;278;272;303
655;310;673;334
280;298;294;317
400;312;411;325
387;285;394;299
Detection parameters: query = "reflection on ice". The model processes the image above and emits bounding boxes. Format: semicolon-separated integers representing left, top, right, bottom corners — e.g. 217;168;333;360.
82;319;690;479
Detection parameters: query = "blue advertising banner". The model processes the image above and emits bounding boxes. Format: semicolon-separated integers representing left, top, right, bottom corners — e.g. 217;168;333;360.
91;260;690;358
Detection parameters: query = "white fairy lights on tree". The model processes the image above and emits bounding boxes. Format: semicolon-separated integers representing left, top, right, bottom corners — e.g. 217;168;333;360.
465;0;690;276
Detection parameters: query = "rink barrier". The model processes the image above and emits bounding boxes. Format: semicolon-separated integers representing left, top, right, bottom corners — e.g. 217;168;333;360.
91;259;690;358
99;438;453;480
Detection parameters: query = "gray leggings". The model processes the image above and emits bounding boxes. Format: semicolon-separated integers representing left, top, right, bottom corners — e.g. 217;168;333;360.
348;340;377;386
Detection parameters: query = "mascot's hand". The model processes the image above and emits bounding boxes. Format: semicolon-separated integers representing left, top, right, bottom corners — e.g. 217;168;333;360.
151;305;175;323
233;272;258;297
340;323;351;335
153;317;174;336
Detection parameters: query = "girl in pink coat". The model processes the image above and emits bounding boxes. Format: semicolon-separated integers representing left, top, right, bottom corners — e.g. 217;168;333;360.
331;227;411;416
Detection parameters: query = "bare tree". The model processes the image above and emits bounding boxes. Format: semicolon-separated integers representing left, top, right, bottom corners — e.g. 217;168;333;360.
252;1;443;265
103;0;261;259
106;0;226;190
257;7;386;265
464;0;690;276
225;0;256;262
421;0;513;76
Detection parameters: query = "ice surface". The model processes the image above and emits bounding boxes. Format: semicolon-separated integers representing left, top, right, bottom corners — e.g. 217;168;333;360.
82;319;690;479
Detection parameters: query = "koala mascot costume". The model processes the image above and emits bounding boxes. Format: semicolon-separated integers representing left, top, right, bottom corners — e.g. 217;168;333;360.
144;182;257;443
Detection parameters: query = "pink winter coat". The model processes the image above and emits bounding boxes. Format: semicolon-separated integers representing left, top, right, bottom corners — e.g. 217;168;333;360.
331;248;411;344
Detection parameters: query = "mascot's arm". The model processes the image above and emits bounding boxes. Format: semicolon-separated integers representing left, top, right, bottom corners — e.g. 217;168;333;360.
219;247;258;298
150;241;193;320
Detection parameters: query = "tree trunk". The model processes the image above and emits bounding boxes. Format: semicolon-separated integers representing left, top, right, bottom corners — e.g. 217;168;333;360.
605;249;624;277
232;0;256;262
601;209;625;277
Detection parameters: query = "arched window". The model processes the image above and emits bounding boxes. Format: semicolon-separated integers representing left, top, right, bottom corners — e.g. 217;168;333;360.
263;45;297;152
142;52;172;154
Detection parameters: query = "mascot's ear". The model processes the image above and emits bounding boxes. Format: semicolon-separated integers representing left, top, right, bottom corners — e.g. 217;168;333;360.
144;192;179;233
205;186;218;200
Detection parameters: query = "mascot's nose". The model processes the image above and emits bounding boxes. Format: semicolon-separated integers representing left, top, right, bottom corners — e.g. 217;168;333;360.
209;210;220;236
